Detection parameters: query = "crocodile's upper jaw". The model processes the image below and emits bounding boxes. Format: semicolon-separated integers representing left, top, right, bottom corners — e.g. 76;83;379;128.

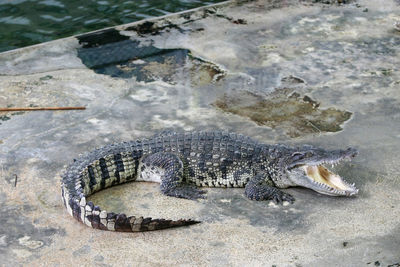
286;148;359;196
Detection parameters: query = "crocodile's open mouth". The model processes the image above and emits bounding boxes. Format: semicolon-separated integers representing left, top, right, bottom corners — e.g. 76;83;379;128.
302;164;358;196
287;147;359;196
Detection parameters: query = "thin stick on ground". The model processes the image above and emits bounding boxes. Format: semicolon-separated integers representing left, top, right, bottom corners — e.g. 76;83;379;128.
0;107;86;112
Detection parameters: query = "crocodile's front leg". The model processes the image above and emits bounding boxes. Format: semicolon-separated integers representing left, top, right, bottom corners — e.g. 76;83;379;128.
245;173;295;204
141;152;206;200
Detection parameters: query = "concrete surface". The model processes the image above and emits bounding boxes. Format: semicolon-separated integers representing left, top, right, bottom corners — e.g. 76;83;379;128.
0;0;400;266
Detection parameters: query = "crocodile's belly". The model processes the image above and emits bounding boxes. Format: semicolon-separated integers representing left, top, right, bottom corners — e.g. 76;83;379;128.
136;159;163;183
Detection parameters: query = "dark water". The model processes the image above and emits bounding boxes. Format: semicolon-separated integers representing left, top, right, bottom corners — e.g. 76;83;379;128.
0;0;225;53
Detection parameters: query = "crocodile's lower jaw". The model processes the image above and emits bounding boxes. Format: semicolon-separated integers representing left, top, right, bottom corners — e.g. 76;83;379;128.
302;165;358;196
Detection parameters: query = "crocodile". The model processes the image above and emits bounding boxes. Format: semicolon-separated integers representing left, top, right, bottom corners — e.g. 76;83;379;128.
61;131;358;232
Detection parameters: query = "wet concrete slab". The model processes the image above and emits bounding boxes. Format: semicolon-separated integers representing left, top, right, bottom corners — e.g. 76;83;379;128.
1;0;400;265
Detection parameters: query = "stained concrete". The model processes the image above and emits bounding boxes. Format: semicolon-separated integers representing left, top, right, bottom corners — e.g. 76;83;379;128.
213;88;352;137
0;0;400;266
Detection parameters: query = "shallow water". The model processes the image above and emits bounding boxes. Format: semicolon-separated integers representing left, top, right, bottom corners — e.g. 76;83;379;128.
0;0;224;52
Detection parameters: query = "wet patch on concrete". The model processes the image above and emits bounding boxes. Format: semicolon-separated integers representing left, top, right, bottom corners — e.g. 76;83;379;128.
77;37;225;84
77;28;130;49
77;39;147;70
111;48;225;84
213;88;352;138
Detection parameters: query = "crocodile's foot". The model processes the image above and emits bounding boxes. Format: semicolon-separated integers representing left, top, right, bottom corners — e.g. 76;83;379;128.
245;184;295;204
162;185;207;200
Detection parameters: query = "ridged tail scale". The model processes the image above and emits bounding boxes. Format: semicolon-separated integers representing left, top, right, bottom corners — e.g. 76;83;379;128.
61;140;199;232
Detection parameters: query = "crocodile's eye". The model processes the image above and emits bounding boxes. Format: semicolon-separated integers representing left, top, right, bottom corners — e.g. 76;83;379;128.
291;152;304;160
291;151;313;160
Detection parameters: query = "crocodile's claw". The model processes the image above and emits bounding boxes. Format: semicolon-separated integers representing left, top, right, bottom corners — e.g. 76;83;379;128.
271;191;295;204
162;185;207;200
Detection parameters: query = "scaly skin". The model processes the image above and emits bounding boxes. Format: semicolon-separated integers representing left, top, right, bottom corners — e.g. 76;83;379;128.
61;131;358;232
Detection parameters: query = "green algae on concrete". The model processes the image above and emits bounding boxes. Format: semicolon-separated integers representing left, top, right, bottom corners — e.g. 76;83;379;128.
214;89;352;138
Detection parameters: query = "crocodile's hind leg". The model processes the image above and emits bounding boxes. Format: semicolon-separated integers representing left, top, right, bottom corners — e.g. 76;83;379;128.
245;173;295;204
140;152;206;200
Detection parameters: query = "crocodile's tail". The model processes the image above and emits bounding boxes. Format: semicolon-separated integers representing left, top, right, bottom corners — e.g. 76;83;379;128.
62;185;200;232
61;141;200;232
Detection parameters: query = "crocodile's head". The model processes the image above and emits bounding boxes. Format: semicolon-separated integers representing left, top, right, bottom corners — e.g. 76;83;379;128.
282;146;359;196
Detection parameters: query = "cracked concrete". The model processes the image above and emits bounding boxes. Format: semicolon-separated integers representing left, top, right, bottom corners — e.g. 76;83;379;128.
0;0;400;265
